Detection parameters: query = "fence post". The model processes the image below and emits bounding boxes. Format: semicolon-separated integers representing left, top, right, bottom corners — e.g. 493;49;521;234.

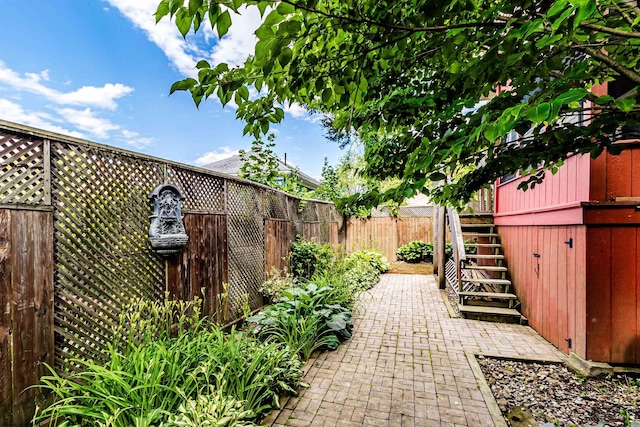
435;206;446;289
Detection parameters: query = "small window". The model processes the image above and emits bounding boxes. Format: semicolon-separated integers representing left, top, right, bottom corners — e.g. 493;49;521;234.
499;131;519;184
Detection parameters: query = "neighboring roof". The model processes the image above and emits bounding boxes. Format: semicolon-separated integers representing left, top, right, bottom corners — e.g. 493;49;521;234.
202;153;320;190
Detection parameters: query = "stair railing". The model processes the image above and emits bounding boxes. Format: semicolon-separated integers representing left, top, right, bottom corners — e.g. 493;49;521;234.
447;207;466;296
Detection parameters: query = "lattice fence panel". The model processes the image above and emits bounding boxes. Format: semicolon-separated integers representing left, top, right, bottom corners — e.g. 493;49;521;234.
0;132;46;205
287;196;304;240
265;189;288;219
167;166;225;213
315;203;332;243
50;142;165;369
227;181;265;318
301;201;319;222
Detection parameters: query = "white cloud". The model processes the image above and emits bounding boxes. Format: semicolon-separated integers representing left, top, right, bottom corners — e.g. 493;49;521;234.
193;146;238;166
284;102;324;124
119;129;154;149
105;0;201;76
0;98;84;138
57;108;120;138
210;6;262;67
106;1;263;75
0;62;132;110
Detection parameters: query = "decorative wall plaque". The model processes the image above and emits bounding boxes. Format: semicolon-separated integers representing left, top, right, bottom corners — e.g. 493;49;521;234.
148;184;189;256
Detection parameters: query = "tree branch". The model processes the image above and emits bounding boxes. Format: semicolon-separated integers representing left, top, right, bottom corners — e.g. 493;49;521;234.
580;45;640;84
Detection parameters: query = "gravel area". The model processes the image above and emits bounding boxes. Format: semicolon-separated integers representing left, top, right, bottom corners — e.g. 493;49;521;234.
443;280;461;317
477;356;640;426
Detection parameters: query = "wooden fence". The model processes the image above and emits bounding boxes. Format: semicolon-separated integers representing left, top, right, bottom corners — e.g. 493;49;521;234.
0;120;342;425
345;217;435;261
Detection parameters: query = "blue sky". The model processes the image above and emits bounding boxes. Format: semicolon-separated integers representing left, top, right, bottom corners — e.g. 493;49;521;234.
0;0;344;177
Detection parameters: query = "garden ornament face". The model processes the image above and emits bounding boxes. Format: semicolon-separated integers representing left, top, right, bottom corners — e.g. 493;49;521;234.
148;184;189;256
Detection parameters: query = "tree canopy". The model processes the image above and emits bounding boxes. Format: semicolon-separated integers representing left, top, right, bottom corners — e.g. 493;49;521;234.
157;0;640;208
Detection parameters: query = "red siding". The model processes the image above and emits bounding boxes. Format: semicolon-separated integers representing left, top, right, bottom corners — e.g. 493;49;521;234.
496;154;591;216
499;225;587;357
586;226;640;364
590;145;640;203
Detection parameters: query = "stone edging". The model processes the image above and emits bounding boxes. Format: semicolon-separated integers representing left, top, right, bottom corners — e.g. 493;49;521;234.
464;351;509;427
439;289;459;318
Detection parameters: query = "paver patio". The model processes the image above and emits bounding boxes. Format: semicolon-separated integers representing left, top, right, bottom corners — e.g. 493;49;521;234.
266;273;564;427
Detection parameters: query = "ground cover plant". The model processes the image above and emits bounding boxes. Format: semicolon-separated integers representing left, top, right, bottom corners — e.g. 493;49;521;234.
33;298;304;427
248;283;353;360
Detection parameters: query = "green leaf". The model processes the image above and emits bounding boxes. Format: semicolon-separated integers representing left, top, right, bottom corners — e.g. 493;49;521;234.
217;10;232;38
195;59;210;70
525;102;551;123
321;88;332;104
615;97;636;113
278;47;293;67
188;0;203;15
170;78;197;94
276;2;295;15
571;0;596;28
155;0;170;23
175;9;192;38
556;88;588;105
429;172;446;181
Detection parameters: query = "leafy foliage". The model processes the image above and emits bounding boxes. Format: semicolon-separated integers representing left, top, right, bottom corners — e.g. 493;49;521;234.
34;301;303;426
261;267;297;303
341;259;381;293
239;134;281;187
239;134;309;199
168;388;257;426
290;236;334;280
397;241;433;263
159;0;640;209
345;249;390;273
248;283;353;360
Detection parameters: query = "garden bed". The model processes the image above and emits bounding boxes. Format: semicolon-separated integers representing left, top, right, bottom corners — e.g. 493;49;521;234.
477;355;640;426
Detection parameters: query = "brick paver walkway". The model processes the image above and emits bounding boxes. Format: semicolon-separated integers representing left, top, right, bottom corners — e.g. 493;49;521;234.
267;274;563;427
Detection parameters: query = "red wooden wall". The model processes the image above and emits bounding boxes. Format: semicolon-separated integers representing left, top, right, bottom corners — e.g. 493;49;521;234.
586;227;640;364
590;146;640;202
495;153;590;218
499;225;587;357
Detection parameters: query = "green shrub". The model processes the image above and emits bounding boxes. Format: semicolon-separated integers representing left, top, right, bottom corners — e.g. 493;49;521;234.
290;236;334;280
247;283;353;360
396;240;433;263
342;259;380;293
261;267;297;303
345;249;390;273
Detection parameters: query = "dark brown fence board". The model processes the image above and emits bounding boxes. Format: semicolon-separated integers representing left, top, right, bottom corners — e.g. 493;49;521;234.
6;210;54;425
0;210;12;424
167;214;228;321
266;219;291;274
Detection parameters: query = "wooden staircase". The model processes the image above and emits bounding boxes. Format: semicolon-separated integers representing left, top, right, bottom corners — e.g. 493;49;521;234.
445;213;526;324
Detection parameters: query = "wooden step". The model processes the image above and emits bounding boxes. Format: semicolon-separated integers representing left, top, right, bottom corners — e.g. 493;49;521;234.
464;243;501;248
459;291;517;299
466;254;505;260
459;305;523;325
461;233;499;238
460;223;495;228
464;265;508;272
461;278;511;285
